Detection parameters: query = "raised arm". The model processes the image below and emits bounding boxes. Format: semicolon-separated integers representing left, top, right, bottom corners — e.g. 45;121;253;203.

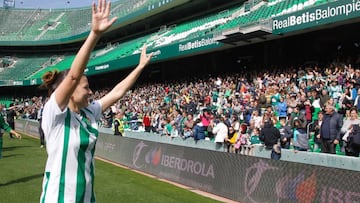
55;0;117;111
100;45;153;112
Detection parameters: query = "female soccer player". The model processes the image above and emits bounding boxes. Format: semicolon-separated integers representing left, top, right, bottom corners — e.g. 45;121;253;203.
39;0;152;202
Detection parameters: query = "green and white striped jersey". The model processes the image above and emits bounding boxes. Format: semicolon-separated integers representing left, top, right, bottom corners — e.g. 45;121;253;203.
40;94;101;203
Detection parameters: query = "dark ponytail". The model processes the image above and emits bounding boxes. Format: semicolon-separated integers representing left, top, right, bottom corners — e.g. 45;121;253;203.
40;69;69;96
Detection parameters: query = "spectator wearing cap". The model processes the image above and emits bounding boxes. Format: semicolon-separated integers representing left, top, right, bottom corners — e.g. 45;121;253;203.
318;103;343;154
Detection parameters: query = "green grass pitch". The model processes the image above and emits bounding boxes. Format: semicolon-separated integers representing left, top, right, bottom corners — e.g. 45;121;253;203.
0;134;221;203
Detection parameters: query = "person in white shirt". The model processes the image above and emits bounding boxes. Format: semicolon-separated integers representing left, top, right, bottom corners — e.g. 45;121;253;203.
341;108;360;142
39;1;153;202
212;116;228;150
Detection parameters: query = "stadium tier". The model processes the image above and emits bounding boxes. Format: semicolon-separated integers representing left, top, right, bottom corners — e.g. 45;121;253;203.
0;0;191;45
0;55;51;80
214;0;336;34
1;1;360;202
1;0;359;86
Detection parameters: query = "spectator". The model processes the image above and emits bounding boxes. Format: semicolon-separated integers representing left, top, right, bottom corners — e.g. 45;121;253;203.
341;108;360;155
278;118;292;149
193;118;205;141
320;89;331;109
212;116;228;149
173;109;183;134
170;123;179;138
329;80;342;104
142;112;151;132
345;124;360;157
293;119;309;151
259;119;280;150
352;88;360;112
318;104;343;154
182;113;194;139
303;99;314;124
289;106;307;129
311;111;324;152
251;110;262;129
225;126;237;153
249;127;262;145
151;109;161;133
234;124;249;154
113;111;125;136
276;97;287;120
163;118;172;136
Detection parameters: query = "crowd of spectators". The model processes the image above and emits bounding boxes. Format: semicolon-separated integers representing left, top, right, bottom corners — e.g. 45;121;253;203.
2;59;360;157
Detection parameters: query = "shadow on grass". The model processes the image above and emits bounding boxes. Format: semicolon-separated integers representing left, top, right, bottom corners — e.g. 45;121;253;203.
0;173;43;187
2;154;24;158
2;146;32;152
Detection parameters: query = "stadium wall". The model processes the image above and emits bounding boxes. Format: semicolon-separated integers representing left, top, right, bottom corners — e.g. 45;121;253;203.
15;119;360;202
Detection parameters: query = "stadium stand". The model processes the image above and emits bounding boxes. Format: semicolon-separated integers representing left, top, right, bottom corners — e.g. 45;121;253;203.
0;0;192;43
1;1;360;202
0;0;353;83
0;56;50;80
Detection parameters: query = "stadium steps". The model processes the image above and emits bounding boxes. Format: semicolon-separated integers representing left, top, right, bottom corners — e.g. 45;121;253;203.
35;12;66;40
0;56;50;80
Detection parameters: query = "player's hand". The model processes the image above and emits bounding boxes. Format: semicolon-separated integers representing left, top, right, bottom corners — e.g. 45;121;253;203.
138;44;153;68
14;132;22;140
91;0;117;34
333;139;339;145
